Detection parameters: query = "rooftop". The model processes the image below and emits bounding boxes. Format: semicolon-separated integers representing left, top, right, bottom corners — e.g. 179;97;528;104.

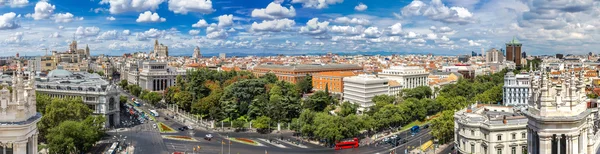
254;64;363;72
314;71;357;77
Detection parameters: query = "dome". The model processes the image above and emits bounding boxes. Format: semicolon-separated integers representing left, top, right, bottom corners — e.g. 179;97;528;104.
47;66;73;78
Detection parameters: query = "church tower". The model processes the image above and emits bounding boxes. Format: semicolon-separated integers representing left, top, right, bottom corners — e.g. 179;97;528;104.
85;44;90;59
524;65;600;154
0;58;40;154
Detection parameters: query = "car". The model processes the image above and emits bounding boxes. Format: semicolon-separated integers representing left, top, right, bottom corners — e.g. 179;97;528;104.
423;124;430;129
164;117;169;120
153;124;157;129
178;127;184;131
204;134;213;141
187;126;193;130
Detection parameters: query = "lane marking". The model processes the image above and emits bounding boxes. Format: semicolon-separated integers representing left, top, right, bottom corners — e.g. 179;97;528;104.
256;138;288;148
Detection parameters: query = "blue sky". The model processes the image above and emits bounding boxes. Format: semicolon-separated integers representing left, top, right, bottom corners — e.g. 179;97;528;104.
0;0;598;56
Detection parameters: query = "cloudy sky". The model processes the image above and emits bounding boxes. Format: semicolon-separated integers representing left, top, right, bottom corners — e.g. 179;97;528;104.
0;0;598;56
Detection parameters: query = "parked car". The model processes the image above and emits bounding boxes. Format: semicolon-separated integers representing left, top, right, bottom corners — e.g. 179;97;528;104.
153;124;157;129
164;117;169;120
204;134;213;141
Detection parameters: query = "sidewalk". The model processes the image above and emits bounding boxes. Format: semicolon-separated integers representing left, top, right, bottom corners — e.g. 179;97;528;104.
408;143;451;154
119;145;135;154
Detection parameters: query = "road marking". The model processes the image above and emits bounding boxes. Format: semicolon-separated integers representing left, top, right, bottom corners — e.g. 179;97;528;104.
256;138;287;148
275;138;308;148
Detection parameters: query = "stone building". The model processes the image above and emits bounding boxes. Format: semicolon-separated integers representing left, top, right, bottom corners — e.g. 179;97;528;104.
503;72;530;106
0;60;40;154
378;65;429;94
152;40;168;58
138;61;186;92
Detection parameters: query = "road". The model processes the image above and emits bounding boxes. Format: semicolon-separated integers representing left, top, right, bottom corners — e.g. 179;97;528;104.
111;87;436;154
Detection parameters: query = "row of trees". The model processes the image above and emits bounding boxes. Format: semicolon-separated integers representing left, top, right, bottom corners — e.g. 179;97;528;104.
36;94;105;153
119;80;162;105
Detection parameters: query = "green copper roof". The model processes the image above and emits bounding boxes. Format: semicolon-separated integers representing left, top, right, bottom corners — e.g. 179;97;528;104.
507;36;521;45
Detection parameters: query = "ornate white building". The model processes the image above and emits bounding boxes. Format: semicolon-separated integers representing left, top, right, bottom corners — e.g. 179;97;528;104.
523;68;600;154
503;72;530;106
0;60;40;154
151;40;168;58
139;61;186;92
378;66;428;95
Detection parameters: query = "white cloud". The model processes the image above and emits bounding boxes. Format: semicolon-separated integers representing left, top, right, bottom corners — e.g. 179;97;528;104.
0;12;20;30
227;28;236;32
189;29;200;35
106;16;116;21
4;32;23;44
5;0;28;8
332;17;370;26
218;14;233;27
122;30;130;35
251;2;296;20
58;26;64;30
135;28;166;41
404;31;418;38
431;26;456;35
75;26;101;37
99;0;165;14
48;32;61;38
291;0;343;9
168;0;214;14
300;18;329;35
53;13;83;23
30;1;55;20
401;0;475;25
468;40;481;46
206;29;228;39
354;3;367;11
96;30;122;40
329;25;364;36
388;23;402;35
425;33;438;40
136;11;166;23
250;18;295;32
192;19;209;28
363;27;382;38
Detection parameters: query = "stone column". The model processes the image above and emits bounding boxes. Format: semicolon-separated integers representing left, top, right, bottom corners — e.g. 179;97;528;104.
33;133;38;154
14;140;27;154
528;128;533;154
540;135;551;154
572;135;579;154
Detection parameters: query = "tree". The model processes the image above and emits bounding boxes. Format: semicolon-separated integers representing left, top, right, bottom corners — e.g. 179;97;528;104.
232;117;246;131
96;71;105;77
252;116;272;133
220;79;267;121
38;98;94;143
297;74;313;94
430;110;454;144
119;95;127;105
401;86;432;99
339;101;358;117
368;94;396;115
46;116;104;154
119;80;128;89
145;92;163;106
36;93;52;115
260;72;278;83
127;85;142;97
303;91;333;112
192;81;223;117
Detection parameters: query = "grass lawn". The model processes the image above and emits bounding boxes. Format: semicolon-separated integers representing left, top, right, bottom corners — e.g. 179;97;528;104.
162;135;198;142
228;138;262;146
158;122;177;133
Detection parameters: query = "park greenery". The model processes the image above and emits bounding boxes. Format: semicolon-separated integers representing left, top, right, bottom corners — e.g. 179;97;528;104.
36;94;105;153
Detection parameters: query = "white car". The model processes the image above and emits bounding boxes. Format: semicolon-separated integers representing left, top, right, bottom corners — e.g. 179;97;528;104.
153;124;157;129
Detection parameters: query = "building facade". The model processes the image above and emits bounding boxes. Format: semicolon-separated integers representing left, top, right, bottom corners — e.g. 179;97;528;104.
523;69;600;154
192;46;202;59
35;66;120;128
253;64;363;84
0;61;40;154
454;104;528;154
312;71;356;93
503;72;530;106
506;37;522;66
152;40;169;58
138;61;186;92
486;48;504;64
342;74;389;114
378;66;428;94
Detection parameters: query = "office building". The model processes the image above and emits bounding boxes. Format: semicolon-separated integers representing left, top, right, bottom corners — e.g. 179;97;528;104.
486;48;504;63
378;66;428;93
506;37;522;66
35;66;120;127
312;71;357;93
343;74;389;114
0;60;40;154
523;69;600;154
138;61;186;92
454;104;528;154
253;64;362;84
503;72;530;106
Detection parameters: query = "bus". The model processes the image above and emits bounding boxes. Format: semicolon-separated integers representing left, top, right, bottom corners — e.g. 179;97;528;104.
334;138;359;150
150;110;159;117
134;101;141;107
105;142;119;154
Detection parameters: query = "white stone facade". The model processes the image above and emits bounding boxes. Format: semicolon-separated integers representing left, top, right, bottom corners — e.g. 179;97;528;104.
378;66;428;95
503;72;530;106
342;74;389;114
139;61;186;92
454;105;528;154
0;60;40;154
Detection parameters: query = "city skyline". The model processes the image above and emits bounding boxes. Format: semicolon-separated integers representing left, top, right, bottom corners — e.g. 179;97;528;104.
0;0;598;56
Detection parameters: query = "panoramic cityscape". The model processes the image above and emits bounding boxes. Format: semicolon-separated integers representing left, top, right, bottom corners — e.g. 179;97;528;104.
1;0;600;154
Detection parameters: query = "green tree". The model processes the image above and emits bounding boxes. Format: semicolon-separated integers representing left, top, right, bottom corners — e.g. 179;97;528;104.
46;116;104;154
38;98;94;142
296;74;313;94
588;94;599;99
119;80;128;89
313;112;343;144
338;101;358;117
145;91;163;106
220;79;267;121
430;110;454;144
368;94;396;115
192;81;223;118
36;93;52;115
252;116;272;133
119;95;127;105
96;71;104;77
303;91;333;112
401;86;432;99
232;117;246;131
260;72;278;83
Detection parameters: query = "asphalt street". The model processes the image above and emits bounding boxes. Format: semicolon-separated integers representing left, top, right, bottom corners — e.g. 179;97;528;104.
111;87;450;154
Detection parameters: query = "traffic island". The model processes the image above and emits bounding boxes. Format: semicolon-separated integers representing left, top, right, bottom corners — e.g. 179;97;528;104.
228;138;264;146
162;135;198;142
158;122;177;133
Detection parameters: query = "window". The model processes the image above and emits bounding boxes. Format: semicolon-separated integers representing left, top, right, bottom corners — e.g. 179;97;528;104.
522;133;526;139
512;134;516;140
497;148;502;154
498;135;502;141
484;134;488;139
512;147;516;154
483;146;487;154
471;130;475;136
471;145;475;153
522;146;527;154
